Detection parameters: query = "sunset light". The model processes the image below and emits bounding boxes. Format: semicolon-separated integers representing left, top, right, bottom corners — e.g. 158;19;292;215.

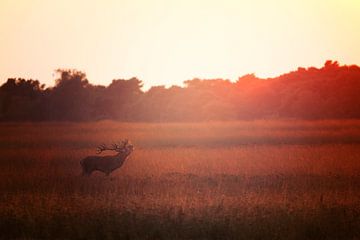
1;0;359;89
3;1;360;239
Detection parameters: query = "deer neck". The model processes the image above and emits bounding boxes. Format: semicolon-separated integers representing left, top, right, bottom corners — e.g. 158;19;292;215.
114;151;129;161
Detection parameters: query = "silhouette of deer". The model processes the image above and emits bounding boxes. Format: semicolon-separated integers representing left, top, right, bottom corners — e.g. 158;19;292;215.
80;139;134;176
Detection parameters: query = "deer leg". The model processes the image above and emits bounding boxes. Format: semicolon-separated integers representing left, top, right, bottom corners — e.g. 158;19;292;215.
81;167;86;176
82;167;92;176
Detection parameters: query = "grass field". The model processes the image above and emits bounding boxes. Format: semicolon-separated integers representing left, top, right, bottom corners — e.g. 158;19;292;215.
1;120;360;239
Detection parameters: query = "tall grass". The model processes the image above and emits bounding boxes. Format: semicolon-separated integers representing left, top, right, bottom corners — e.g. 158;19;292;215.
1;120;360;239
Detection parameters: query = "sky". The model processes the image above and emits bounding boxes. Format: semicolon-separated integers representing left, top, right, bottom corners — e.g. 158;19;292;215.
0;0;359;89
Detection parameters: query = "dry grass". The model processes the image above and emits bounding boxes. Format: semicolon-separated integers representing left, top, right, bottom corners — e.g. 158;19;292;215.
1;120;360;239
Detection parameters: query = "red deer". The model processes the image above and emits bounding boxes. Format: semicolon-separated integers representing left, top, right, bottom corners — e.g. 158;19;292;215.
80;139;134;176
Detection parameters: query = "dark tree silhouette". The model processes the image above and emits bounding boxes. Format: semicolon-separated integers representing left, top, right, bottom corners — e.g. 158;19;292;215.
46;69;92;121
0;78;45;120
1;60;360;121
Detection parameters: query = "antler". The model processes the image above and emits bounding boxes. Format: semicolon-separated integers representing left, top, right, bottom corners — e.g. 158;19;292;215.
96;143;107;154
96;139;131;154
122;139;129;147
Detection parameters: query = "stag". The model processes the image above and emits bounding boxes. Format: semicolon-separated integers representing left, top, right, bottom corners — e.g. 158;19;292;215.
80;139;134;176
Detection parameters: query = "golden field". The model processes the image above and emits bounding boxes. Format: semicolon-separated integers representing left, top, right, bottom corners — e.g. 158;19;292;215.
1;120;360;239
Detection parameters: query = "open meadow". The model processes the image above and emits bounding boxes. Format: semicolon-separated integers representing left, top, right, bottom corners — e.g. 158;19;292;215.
1;120;360;239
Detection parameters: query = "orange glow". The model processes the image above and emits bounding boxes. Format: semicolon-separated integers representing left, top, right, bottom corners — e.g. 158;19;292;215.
0;0;360;89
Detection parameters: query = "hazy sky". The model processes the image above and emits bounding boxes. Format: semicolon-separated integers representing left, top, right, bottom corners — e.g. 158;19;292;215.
0;0;359;89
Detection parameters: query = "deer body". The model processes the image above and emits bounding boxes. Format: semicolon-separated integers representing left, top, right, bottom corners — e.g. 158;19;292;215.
80;140;134;176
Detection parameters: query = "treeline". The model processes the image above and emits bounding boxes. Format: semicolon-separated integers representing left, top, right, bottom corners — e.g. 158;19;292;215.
1;60;360;121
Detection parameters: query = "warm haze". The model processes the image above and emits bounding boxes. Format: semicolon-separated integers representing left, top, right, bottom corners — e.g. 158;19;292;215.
3;1;360;239
0;0;360;89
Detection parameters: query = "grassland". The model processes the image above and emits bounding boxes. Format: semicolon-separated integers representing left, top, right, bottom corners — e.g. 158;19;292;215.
1;120;360;239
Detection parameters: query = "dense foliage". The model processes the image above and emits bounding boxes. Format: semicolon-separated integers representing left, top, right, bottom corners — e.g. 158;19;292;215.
1;61;360;121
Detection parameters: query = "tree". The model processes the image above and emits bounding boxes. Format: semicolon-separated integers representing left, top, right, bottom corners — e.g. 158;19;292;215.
0;78;45;120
